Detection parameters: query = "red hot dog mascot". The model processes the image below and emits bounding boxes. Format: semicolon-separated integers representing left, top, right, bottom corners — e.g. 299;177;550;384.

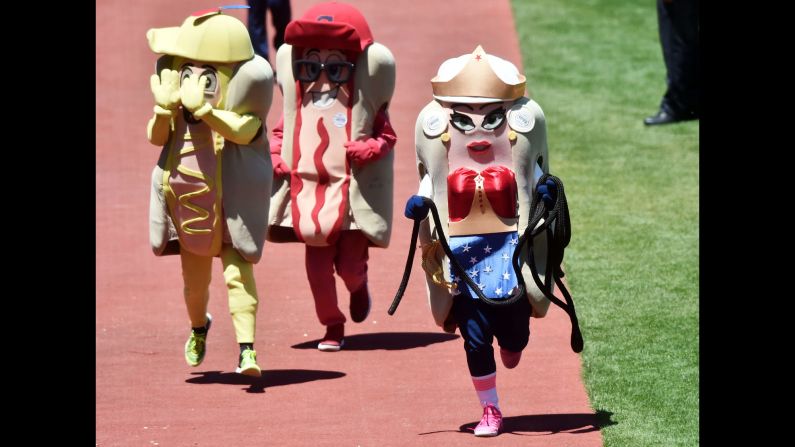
268;2;396;351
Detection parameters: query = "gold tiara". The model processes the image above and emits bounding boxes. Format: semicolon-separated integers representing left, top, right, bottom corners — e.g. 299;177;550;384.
431;46;525;101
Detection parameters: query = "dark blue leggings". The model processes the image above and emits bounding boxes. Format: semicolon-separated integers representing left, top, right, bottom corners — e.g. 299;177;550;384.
452;296;532;377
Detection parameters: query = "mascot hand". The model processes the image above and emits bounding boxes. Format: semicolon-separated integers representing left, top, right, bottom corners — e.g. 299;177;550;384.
536;178;558;208
344;140;373;166
271;153;290;177
404;195;430;220
180;73;209;113
344;139;387;167
150;69;181;110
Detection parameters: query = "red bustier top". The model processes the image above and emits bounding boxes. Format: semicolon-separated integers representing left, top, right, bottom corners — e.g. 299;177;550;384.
447;166;517;222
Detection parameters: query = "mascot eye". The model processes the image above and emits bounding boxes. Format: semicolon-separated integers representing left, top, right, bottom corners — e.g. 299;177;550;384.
450;113;476;132
306;63;320;80
203;71;218;93
327;64;341;78
294;60;322;82
324;62;354;83
482;109;506;130
180;67;193;85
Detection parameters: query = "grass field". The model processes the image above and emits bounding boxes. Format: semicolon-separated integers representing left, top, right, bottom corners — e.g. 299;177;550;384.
511;1;699;445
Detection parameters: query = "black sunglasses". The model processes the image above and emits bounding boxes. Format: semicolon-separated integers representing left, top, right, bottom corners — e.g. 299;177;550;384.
293;59;356;83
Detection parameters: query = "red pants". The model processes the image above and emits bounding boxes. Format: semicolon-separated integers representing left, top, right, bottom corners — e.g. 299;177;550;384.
305;230;369;326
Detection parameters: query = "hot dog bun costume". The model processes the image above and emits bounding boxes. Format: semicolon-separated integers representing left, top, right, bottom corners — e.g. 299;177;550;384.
415;46;552;333
409;45;555;436
267;2;396;350
146;8;273;375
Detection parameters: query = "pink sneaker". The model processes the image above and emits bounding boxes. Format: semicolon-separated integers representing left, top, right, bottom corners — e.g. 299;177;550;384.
500;348;522;369
474;404;503;437
318;323;345;352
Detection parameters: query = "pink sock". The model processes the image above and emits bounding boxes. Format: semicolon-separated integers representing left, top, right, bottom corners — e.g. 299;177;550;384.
472;372;499;409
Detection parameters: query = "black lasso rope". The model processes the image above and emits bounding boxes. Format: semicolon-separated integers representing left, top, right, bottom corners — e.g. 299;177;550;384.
512;174;582;353
387;219;420;315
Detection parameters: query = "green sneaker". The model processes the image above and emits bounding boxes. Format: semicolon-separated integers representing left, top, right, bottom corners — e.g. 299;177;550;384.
235;348;261;377
184;314;212;367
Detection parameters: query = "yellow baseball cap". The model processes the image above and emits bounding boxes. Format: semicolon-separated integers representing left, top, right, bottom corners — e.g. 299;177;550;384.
147;10;253;63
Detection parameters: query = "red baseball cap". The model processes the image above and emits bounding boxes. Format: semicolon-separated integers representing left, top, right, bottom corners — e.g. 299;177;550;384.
285;1;373;52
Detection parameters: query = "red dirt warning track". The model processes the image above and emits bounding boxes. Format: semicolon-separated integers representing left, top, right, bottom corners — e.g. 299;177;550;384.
96;0;603;445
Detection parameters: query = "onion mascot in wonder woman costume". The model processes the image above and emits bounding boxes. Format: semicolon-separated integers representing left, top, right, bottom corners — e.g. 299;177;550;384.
147;8;273;376
404;46;556;436
268;2;396;351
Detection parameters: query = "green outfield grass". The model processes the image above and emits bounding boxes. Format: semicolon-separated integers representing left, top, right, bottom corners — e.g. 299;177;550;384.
511;1;699;445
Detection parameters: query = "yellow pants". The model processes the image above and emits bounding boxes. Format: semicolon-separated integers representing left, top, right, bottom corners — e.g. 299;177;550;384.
180;244;258;343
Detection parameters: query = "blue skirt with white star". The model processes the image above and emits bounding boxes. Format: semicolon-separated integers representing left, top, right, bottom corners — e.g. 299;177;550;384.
448;231;520;300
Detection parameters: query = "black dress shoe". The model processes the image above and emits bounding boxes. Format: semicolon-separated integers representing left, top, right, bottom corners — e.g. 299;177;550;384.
644;109;680;125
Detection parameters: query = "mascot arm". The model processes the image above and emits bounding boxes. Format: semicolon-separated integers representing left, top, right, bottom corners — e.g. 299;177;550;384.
344;107;397;167
417;173;432;198
269;115;290;176
180;72;260;145
146;106;174;146
196;107;262;145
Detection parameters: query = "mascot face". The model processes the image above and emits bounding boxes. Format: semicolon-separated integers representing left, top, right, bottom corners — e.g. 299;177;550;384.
148;10;255;111
178;60;221;107
148;11;253;115
174;56;233;109
295;48;354;109
441;100;513;172
429;46;526;173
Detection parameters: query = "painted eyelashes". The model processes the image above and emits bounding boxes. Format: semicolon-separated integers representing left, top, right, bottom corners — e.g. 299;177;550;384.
449;107;507;132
